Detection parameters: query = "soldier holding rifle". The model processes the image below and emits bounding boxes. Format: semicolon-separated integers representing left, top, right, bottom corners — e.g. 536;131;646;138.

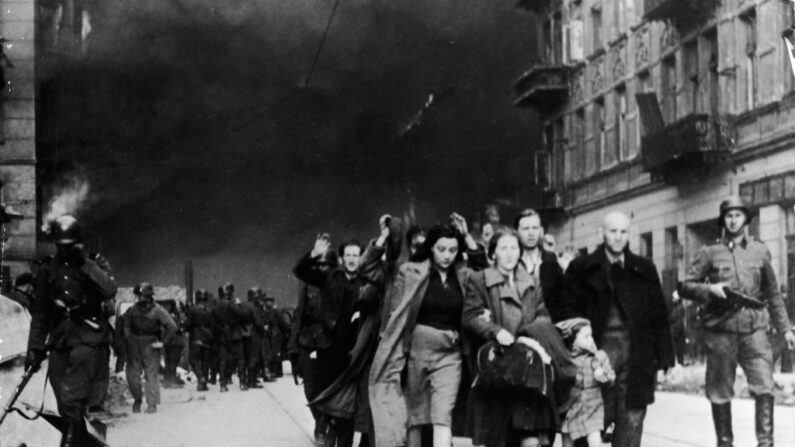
679;196;795;447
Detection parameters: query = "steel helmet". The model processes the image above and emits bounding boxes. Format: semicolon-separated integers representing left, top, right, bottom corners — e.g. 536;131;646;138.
194;288;209;301
219;282;235;299
247;286;263;300
718;196;753;226
49;215;83;245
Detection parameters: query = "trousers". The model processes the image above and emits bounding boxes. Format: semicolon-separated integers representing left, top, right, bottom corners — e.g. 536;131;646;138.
704;329;774;403
602;330;646;447
126;335;162;405
49;344;108;422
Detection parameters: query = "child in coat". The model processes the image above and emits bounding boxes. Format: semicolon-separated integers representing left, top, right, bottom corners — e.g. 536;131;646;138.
556;318;615;447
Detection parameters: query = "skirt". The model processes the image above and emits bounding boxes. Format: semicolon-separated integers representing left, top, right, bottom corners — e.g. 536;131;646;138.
405;324;462;427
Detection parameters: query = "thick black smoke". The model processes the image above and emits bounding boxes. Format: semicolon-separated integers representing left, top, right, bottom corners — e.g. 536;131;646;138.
38;0;540;301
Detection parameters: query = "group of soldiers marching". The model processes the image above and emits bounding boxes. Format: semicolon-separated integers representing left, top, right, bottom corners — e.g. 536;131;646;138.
20;214;291;446
115;282;292;412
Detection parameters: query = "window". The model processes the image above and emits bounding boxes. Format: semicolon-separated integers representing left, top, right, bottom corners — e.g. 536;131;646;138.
639;232;653;260
616;86;628;161
594;97;605;170
591;4;603;52
684;42;699;115
785;3;795;91
704;29;720;114
635;71;652;152
741;9;757;110
661;56;677;123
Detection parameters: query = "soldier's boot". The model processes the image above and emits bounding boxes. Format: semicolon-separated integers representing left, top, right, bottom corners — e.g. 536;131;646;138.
59;421;82;447
711;402;734;447
146;404;157;414
755;395;774;447
132;400;142;413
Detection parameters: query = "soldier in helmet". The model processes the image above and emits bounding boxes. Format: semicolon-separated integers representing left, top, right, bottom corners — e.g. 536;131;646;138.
211;282;248;391
25;215;118;446
261;294;290;379
680;196;795;447
184;289;214;391
123;283;177;414
241;286;267;387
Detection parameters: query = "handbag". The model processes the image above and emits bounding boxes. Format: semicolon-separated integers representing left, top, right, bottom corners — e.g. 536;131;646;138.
473;340;552;397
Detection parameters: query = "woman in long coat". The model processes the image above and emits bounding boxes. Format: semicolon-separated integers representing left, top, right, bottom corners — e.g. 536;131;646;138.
369;216;487;447
462;229;574;447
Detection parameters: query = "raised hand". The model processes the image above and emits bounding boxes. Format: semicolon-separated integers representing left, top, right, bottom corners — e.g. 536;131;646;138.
311;233;331;258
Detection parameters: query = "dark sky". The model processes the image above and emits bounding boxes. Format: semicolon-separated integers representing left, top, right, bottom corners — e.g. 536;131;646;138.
37;0;541;302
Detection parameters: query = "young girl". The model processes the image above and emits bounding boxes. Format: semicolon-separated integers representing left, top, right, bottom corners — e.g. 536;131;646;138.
556;318;615;447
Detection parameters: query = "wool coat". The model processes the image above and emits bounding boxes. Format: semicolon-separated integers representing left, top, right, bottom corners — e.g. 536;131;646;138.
369;250;486;447
558;245;675;409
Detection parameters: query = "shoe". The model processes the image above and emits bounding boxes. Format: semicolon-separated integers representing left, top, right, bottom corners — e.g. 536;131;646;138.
145;405;157;414
175;377;185;385
249;380;263;388
220;384;228;392
240;384;248;391
132;400;142;413
208;377;216;385
197;382;209;392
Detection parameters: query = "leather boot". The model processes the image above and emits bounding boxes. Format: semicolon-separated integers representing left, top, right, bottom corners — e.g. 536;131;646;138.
60;421;82;447
755;395;774;447
711;402;733;447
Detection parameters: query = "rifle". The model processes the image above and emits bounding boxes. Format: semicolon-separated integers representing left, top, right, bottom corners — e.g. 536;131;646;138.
722;287;766;309
0;366;36;428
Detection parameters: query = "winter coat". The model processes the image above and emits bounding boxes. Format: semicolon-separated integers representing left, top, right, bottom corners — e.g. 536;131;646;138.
462;266;574;447
558;245;674;409
369;248;487;447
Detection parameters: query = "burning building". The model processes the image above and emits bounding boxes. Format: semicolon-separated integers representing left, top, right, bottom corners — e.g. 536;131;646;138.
517;0;795;302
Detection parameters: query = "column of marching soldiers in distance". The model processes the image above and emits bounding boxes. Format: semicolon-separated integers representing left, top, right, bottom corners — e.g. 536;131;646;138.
115;281;292;411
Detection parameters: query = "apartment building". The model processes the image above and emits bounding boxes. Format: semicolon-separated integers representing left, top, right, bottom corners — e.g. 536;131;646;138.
516;0;795;299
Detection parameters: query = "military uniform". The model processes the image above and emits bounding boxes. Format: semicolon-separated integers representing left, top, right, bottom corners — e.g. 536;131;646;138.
27;251;117;428
680;198;793;447
162;302;186;386
123;298;177;411
184;294;214;391
262;299;290;378
211;298;248;390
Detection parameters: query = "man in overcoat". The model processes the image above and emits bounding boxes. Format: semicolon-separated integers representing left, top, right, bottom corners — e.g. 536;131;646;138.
559;211;674;447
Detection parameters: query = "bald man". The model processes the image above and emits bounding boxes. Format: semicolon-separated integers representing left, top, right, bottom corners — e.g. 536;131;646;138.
559;212;674;447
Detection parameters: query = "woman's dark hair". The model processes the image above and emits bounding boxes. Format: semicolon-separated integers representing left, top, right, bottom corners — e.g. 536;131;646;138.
487;228;523;260
337;239;363;257
415;224;465;264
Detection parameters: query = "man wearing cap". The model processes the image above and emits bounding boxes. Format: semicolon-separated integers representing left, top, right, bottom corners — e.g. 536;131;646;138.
123;283;178;413
25;215;118;446
679;196;795;447
184;289;214;391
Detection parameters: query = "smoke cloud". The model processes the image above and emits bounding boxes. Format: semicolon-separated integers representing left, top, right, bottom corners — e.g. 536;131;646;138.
37;0;540;301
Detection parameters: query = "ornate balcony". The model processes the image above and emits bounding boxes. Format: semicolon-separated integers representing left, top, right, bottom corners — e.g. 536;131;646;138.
641;114;735;177
514;65;569;110
643;0;720;23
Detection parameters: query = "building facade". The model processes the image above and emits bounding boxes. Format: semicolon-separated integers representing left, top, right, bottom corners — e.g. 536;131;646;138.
516;0;795;300
0;0;36;291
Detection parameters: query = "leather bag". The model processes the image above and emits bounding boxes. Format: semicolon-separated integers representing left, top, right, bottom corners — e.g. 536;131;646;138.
473;341;552;397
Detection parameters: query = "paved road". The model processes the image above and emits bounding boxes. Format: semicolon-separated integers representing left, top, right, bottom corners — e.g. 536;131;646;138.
105;369;794;447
